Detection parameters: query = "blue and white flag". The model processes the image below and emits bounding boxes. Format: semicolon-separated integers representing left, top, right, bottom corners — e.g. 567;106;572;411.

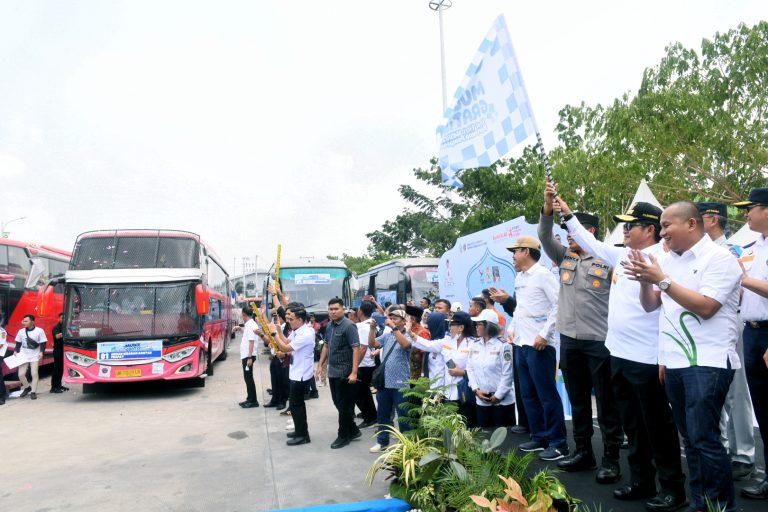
438;14;537;187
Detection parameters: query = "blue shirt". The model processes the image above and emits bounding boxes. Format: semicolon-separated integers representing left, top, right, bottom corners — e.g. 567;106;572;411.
376;331;412;389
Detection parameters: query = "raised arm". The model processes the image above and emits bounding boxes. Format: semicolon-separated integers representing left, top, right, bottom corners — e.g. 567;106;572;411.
558;196;623;266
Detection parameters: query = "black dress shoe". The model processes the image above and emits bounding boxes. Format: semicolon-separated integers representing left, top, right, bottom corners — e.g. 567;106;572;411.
510;425;529;435
350;430;362;440
556;450;597;472
50;387;63;393
741;479;768;500
240;401;259;408
286;432;300;438
308;391;319;399
20;387;31;398
275;403;287;410
330;437;351;449
645;491;688;511
264;402;279;408
286;436;310;446
60;386;69;391
357;420;376;429
613;483;656;501
596;460;621;484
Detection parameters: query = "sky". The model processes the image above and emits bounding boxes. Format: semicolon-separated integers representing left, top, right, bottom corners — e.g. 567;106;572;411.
0;0;764;275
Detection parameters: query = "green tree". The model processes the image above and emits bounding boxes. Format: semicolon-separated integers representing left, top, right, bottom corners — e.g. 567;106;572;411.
366;21;768;253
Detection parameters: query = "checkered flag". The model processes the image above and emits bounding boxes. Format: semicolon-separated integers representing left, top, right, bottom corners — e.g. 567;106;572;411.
438;15;539;187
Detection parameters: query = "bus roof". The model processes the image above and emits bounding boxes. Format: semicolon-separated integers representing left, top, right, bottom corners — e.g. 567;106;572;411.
75;229;201;242
73;229;228;276
0;238;71;260
65;268;203;284
279;258;350;270
363;258;439;275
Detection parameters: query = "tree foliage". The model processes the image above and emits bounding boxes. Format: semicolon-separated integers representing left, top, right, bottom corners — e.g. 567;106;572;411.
365;21;767;256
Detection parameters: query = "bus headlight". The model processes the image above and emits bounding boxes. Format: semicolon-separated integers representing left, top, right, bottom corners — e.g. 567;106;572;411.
163;346;196;363
65;351;97;368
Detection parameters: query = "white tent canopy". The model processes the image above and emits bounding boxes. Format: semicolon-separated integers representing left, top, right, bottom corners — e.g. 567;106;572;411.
604;179;664;247
727;222;759;247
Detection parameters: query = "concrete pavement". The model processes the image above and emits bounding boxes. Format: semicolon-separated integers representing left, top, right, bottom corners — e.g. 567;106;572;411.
0;339;389;512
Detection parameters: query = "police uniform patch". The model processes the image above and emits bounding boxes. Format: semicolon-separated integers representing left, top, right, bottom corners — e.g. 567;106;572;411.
562;271;571;282
503;351;512;361
592;280;601;288
594;269;603;276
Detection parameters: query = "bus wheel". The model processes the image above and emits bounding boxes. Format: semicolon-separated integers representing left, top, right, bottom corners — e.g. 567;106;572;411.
206;339;215;377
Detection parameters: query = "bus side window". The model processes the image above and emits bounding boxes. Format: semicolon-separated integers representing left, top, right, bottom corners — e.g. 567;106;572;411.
7;246;31;289
0;245;8;273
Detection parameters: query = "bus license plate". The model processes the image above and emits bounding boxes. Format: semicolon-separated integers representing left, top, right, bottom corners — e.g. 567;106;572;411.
115;369;142;378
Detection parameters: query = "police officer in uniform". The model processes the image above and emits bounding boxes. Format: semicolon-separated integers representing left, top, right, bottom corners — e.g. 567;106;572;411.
734;188;768;500
538;181;623;483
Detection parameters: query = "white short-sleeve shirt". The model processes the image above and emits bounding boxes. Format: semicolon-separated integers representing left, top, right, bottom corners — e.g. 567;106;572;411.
656;235;742;369
289;324;316;381
240;318;259;359
356;320;376;368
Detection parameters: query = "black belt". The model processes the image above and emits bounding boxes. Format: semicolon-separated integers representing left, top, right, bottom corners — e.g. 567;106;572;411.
745;320;768;329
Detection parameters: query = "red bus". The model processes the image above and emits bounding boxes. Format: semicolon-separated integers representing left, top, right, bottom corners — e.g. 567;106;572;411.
0;239;71;378
41;230;232;389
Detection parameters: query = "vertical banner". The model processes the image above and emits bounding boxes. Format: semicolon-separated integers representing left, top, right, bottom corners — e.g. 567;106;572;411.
437;14;537;187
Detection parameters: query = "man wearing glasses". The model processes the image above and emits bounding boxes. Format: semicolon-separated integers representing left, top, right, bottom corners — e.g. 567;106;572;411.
696;201;757;483
734;188;768;500
538;181;623;485
555;195;687;511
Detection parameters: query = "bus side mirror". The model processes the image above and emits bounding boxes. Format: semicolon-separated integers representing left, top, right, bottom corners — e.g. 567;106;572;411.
38;284;56;317
196;284;210;316
26;258;46;289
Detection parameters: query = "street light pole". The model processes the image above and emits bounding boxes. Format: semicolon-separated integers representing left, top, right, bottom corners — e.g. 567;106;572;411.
1;216;27;239
429;0;452;114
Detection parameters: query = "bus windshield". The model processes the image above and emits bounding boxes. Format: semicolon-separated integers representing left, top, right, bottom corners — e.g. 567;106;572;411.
72;236;199;270
65;282;199;340
279;267;348;312
407;266;439;303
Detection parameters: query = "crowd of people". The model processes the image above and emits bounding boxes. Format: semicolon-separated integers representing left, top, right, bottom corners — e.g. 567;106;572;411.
231;181;767;512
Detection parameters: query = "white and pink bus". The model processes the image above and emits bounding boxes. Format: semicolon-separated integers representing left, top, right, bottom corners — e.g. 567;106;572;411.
41;230;232;390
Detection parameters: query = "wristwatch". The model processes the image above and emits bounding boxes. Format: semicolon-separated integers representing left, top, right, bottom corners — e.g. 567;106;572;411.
658;277;672;291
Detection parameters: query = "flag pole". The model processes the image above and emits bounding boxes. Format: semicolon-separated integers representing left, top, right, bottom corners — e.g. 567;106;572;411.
503;27;556;191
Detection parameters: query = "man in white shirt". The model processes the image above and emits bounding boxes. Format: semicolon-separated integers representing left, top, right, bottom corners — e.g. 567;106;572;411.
354;301;378;429
506;236;567;462
14;314;48;400
625;201;742;512
237;308;259;408
272;303;317;446
697;201;757;482
557;197;687;510
733;188;768;500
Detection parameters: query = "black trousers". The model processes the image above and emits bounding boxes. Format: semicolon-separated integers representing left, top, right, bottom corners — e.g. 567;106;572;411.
512;344;529;430
559;335;622;457
611;355;686;494
269;356;290;405
52;341;64;389
355;366;377;423
476;403;516;428
329;377;360;439
241;358;257;404
743;325;768;471
290;379;309;437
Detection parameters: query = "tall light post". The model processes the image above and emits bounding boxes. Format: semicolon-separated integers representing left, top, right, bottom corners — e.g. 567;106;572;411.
1;216;26;239
429;0;452;114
